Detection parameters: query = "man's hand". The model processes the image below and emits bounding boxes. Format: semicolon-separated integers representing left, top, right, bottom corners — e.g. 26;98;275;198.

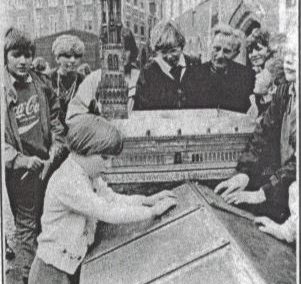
214;173;250;199
39;160;52;181
143;190;177;206
254;217;283;240
26;156;44;172
152;197;177;218
224;189;266;205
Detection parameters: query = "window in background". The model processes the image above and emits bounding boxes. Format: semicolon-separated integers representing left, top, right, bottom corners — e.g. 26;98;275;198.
66;10;74;29
83;0;93;5
16;0;26;9
36;0;42;8
48;0;58;7
17;16;26;31
83;12;93;31
49;14;58;33
35;14;42;37
65;0;74;6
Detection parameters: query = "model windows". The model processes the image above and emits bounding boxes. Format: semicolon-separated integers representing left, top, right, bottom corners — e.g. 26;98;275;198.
140;25;145;36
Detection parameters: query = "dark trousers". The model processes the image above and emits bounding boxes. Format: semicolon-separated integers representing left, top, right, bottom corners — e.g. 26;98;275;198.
6;170;46;279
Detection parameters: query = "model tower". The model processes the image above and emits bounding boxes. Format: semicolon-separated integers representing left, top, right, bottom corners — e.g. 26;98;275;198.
97;0;128;119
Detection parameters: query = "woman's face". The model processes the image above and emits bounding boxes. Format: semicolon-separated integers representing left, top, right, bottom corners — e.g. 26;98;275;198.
248;43;269;67
56;51;82;74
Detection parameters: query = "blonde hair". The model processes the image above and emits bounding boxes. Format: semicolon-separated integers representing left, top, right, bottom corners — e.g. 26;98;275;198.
212;24;242;52
52;34;85;57
150;20;185;52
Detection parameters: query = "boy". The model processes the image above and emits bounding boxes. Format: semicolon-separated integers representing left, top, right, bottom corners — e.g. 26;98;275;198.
49;34;85;131
4;27;65;283
28;114;176;283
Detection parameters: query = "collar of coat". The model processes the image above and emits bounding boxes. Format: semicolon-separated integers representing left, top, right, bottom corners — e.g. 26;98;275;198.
154;53;186;80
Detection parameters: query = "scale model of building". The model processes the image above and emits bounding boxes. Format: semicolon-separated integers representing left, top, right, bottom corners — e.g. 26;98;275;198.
102;109;256;184
97;0;128;119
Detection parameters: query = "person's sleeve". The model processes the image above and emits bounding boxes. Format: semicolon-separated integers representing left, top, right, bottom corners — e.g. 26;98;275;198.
53;178;153;224
5;142;23;169
261;153;296;205
66;70;101;122
277;181;297;242
236;84;282;181
133;67;150;110
93;177;147;206
45;85;67;163
128;69;140;98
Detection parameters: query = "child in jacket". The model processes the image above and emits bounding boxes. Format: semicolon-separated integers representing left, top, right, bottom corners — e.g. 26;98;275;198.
28;114;176;284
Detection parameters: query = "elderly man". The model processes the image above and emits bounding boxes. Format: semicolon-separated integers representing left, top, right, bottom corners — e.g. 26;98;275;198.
195;25;255;113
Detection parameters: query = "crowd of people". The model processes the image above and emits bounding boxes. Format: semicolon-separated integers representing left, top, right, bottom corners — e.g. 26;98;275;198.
3;18;297;284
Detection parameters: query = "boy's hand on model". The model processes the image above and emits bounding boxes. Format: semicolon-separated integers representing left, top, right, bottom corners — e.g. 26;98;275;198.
214;173;250;199
152;197;177;218
254;216;282;240
224;189;266;205
143;190;177;206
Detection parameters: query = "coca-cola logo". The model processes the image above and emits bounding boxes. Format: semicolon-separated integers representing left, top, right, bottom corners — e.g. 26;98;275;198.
14;95;40;120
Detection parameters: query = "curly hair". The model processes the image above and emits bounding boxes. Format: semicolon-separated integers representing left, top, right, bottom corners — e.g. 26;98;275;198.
213;24;243;54
52;34;85;57
246;28;270;54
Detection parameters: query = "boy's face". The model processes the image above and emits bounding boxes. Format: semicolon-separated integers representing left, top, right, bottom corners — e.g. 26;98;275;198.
56;52;82;74
284;51;297;82
7;49;33;79
162;47;183;68
89;154;112;177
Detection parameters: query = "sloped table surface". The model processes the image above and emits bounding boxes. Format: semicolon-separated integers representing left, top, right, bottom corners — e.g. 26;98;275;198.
81;182;295;284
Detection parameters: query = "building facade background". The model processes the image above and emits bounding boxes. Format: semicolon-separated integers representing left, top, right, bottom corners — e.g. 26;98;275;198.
5;0;163;68
162;0;298;62
3;0;298;66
